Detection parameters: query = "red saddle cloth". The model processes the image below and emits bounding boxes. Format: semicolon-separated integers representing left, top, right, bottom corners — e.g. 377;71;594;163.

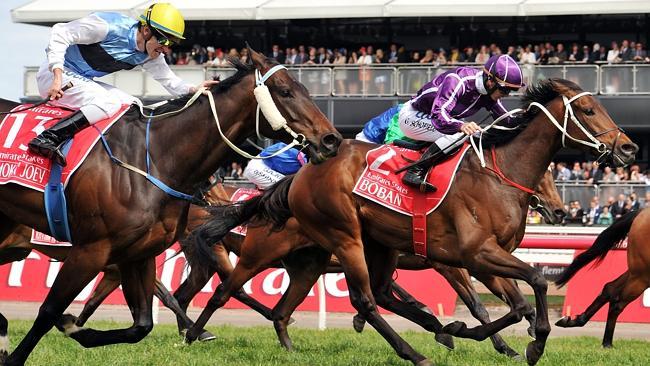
353;143;470;216
0;103;130;191
229;188;262;236
353;143;471;257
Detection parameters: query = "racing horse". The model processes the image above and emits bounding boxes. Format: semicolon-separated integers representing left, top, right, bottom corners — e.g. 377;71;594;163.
175;170;565;358
183;79;637;365
555;208;649;348
0;47;341;365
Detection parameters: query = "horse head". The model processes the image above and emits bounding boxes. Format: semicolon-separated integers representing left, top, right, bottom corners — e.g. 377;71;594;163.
247;46;342;163
530;169;566;225
531;79;637;167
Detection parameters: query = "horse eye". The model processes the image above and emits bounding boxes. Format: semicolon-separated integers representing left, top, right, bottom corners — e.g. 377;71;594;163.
279;89;292;98
583;108;594;116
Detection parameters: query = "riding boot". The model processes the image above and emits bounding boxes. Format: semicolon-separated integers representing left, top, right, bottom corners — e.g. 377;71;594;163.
402;143;444;193
28;110;90;166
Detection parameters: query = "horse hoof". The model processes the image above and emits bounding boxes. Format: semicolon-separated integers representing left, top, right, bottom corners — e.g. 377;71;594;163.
434;333;455;350
525;342;543;365
352;315;366;333
0;350;8;365
602;343;613;349
419;306;433;315
498;345;521;359
442;321;467;336
555;316;570;327
415;359;434;366
198;330;217;342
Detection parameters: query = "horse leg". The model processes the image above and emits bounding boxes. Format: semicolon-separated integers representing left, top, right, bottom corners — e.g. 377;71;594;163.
436;264;520;358
272;246;330;350
211;243;275;321
73;264;121;326
332;241;430;366
364;244;454;351
60;257;156;347
391;281;432;314
456;240;550;366
555;272;629;329
602;275;646;348
185;230;292;344
4;244;109;365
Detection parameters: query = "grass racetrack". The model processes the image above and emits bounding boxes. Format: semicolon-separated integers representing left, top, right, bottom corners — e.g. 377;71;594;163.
9;320;650;365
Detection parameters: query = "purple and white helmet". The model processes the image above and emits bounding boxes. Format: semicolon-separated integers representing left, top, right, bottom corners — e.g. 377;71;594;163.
483;54;525;90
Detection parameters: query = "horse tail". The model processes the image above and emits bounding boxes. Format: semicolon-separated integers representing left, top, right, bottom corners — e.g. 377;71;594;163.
182;175;294;274
555;209;641;288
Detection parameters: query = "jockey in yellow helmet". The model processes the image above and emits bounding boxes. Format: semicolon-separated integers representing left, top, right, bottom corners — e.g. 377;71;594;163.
29;3;218;166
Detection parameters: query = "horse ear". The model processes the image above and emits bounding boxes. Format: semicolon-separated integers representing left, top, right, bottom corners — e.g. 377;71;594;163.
246;43;266;68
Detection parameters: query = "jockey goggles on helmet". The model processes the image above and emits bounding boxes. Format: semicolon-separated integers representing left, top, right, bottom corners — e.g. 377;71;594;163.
140;3;185;47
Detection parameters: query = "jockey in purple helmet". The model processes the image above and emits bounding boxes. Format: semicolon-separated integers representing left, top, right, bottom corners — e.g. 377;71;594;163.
399;54;525;192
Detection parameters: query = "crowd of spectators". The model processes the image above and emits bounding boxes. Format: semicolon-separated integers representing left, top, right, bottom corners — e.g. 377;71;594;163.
550;161;649;184
525;160;650;226
165;39;650;67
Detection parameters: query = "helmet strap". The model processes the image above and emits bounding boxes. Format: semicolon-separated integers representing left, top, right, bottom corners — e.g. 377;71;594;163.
484;73;499;95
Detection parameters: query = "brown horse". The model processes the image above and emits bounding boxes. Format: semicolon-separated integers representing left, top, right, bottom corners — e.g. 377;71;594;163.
555;208;649;348
175;170;564;358
184;79;637;365
0;47;341;365
0;225;217;341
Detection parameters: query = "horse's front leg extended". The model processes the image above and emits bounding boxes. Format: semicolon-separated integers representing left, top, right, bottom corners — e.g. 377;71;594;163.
60;257;156;347
459;239;550;366
5;244;109;365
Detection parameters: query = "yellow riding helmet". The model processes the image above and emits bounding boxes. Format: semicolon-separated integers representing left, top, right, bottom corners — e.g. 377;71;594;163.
139;3;185;42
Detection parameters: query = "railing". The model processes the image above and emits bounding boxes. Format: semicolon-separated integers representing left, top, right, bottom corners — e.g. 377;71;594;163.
555;181;647;208
23;63;650;99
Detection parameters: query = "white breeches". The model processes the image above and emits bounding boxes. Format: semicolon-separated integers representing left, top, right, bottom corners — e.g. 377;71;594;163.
354;131;374;143
242;158;286;190
398;100;468;151
36;63;138;124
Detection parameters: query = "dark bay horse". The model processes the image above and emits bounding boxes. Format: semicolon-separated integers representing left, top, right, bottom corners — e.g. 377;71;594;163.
184;79;637;365
176;170;564;358
0;47;341;365
0;225;217;342
555;208;649;347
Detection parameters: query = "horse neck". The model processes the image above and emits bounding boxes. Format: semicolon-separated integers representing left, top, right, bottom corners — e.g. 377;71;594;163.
148;75;257;192
494;99;564;190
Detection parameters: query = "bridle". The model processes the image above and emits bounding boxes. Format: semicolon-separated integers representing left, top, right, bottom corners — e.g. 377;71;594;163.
204;64;309;160
527;91;621;165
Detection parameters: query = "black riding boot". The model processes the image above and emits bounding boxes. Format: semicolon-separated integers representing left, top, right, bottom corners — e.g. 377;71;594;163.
28;110;90;167
402;143;444;193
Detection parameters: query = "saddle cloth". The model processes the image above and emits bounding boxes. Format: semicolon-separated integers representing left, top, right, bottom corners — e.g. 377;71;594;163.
229;188;262;236
353;143;470;216
0;103;130;192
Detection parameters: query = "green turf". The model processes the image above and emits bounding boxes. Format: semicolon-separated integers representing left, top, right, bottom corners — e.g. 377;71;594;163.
7;320;649;365
474;294;565;308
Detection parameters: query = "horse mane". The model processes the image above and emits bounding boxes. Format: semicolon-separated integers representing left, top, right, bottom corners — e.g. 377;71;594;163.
479;78;583;146
149;57;255;116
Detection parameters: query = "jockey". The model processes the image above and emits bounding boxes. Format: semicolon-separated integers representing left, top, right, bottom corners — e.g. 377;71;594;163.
243;142;309;190
28;3;219;166
399;54;525;192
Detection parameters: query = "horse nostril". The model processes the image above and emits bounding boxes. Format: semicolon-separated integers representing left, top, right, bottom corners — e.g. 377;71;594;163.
621;143;639;155
554;209;567;218
321;133;342;149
